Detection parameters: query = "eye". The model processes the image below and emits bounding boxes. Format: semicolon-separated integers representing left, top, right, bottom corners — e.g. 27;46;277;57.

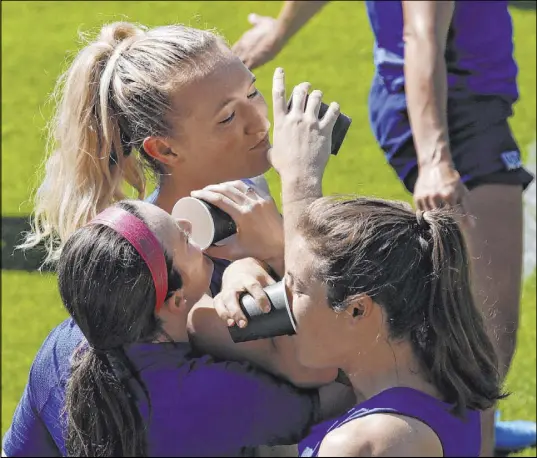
219;112;236;124
247;89;259;99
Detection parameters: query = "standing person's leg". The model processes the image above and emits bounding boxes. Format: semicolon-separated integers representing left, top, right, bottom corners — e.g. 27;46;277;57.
461;183;524;457
464;184;523;380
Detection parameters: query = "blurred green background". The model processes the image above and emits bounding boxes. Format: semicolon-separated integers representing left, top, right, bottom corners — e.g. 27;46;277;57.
2;2;535;455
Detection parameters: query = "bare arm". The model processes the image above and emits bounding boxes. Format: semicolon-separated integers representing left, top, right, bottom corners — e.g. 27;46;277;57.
188;298;337;388
274;0;330;44
233;1;329;70
402;1;471;217
402;0;454;169
187;258;337;388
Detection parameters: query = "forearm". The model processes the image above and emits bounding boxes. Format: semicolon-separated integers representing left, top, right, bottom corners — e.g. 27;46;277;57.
188;295;335;388
404;36;452;167
281;176;323;268
402;0;455;169
275;0;330;43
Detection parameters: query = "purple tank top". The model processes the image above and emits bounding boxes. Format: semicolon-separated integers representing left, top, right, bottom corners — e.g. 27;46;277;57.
298;387;481;457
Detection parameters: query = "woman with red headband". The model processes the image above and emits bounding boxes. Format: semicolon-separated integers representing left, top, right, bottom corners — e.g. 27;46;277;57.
3;39;354;452
16;17;337;395
3;199;354;457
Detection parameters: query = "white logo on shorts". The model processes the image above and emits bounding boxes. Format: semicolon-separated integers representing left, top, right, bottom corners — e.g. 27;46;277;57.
501;150;522;170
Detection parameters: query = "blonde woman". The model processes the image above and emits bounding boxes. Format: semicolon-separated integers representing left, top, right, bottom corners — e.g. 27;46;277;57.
22;22;286;279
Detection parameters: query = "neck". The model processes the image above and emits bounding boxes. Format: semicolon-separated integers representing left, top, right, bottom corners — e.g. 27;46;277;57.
342;340;439;402
157;314;190;344
154;170;216;214
156;291;214;345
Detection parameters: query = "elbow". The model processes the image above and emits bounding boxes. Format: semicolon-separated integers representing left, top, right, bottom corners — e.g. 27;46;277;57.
403;24;444;54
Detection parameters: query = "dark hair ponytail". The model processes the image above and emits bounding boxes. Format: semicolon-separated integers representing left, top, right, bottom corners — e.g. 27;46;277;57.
299;197;506;416
65;347;146;456
59;201;182;457
409;210;507;415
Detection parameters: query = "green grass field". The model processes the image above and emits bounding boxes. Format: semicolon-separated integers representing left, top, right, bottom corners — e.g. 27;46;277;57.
2;1;535;454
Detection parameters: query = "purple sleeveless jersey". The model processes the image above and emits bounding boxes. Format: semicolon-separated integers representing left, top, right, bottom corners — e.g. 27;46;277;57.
299;386;481;457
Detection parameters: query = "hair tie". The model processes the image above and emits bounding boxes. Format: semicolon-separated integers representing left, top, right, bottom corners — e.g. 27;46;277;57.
88;206;168;312
416;210;430;230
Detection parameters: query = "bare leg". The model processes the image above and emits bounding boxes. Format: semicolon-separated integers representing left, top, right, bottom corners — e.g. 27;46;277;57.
461;184;524;457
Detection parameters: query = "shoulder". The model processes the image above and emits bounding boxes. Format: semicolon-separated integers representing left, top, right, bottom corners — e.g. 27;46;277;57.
31;318;82;371
318;412;443;457
24;319;82;411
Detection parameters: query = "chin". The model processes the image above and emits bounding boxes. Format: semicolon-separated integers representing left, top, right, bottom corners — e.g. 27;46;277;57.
296;347;324;370
230;161;271;183
252;161;271;177
250;152;272;176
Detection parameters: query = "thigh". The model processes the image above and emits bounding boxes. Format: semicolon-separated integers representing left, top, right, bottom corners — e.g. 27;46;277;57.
463;184;524;299
463;184;524;375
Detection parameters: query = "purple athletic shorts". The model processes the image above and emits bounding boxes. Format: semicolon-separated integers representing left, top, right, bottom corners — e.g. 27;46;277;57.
369;77;535;193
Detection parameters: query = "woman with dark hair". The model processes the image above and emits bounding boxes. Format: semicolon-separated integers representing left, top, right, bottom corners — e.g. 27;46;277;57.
290;197;504;457
218;68;505;457
3;199;353;457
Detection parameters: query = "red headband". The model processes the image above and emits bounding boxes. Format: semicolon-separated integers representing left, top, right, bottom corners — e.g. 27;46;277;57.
88;207;168;312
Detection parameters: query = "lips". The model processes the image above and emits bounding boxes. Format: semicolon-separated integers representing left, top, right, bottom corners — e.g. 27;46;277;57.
250;133;270;151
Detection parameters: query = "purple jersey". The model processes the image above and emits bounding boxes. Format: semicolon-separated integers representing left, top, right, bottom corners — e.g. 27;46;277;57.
299;386;481;457
366;0;518;100
3;319;318;457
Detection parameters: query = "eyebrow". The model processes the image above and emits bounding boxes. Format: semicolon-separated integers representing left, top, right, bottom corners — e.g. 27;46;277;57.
214;75;257;116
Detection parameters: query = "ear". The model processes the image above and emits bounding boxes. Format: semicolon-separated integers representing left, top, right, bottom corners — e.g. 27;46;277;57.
346;294;374;322
142;136;183;167
160;289;188;316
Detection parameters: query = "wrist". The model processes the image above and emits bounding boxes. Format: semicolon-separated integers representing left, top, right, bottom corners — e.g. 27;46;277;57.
272;21;291;46
261;255;285;280
259;238;285;278
418;159;455;173
281;174;323;202
417;146;454;170
250;257;283;282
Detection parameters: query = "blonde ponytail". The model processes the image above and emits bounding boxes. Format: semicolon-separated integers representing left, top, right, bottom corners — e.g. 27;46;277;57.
19;22;220;266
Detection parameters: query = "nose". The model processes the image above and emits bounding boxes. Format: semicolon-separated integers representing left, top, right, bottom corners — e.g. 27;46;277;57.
176;219;192;236
246;97;271;136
